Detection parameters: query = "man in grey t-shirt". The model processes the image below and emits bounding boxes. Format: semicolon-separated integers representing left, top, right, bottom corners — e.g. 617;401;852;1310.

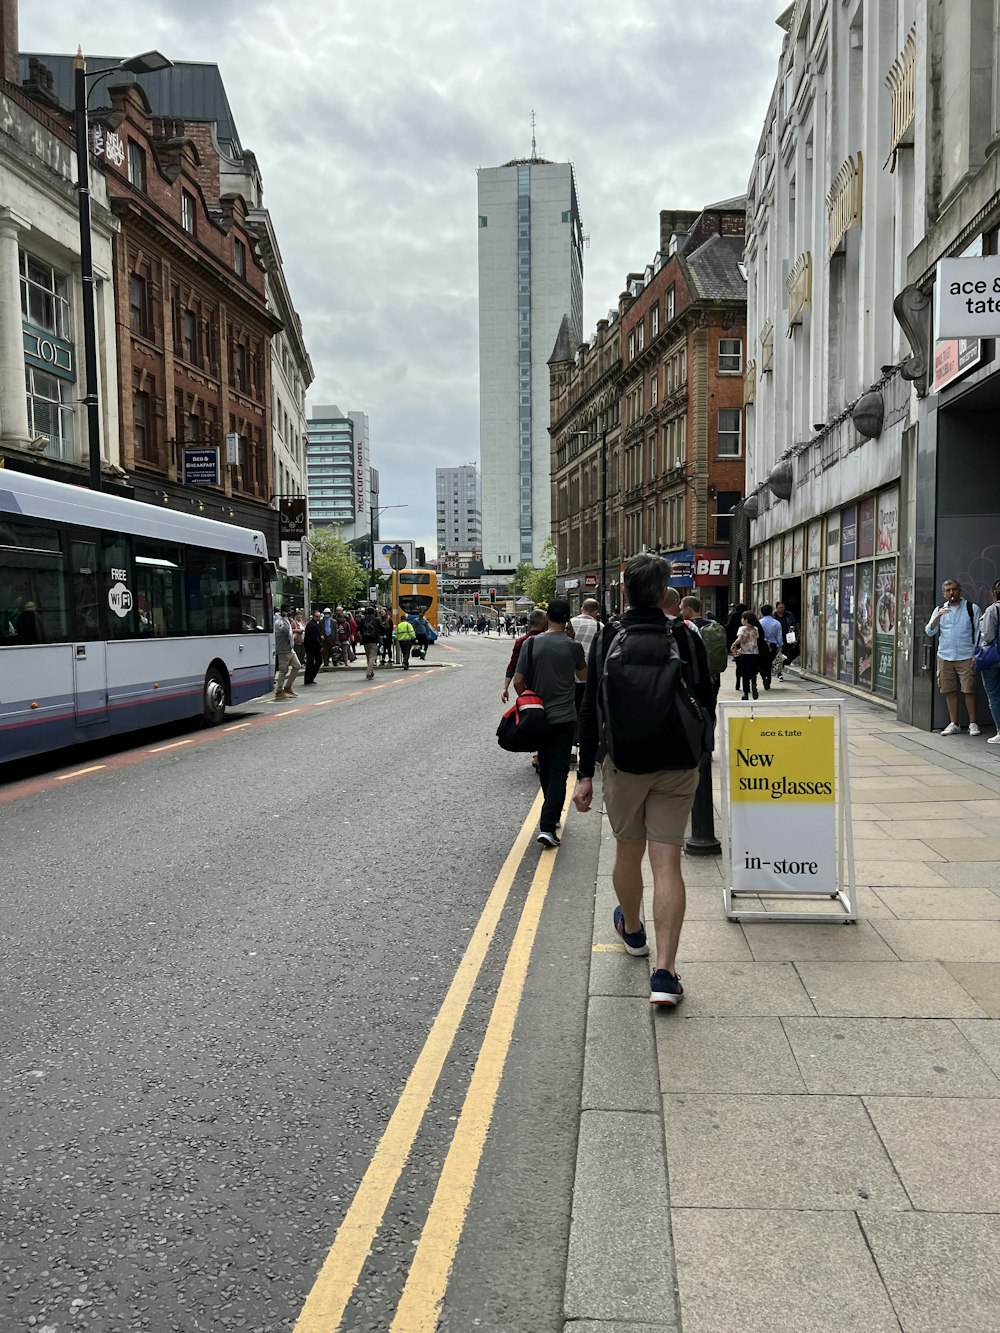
513;598;587;847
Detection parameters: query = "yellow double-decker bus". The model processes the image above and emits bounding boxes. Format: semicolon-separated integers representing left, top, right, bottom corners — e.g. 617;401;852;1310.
395;568;439;629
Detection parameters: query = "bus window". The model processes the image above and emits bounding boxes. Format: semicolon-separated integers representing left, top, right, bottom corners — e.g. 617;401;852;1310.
100;532;137;639
0;518;67;644
241;557;269;630
135;542;186;637
70;540;102;641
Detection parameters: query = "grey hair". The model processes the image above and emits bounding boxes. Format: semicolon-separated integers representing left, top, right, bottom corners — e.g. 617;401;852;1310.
623;553;671;610
528;609;546;628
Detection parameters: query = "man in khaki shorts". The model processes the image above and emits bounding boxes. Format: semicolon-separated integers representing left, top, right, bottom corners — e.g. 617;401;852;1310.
925;578;981;736
573;553;716;1006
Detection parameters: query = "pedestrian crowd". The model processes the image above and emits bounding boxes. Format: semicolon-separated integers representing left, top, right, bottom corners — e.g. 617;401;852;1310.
271;602;437;699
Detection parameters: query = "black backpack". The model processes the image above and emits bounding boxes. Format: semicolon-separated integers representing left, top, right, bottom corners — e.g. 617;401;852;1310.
597;621;713;774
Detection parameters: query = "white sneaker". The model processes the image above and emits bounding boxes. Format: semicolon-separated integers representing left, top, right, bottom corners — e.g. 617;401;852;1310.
987;733;1000;745
969;723;981;737
941;722;961;736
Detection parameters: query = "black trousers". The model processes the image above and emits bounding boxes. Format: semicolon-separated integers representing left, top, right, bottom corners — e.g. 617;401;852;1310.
536;721;576;833
303;646;322;684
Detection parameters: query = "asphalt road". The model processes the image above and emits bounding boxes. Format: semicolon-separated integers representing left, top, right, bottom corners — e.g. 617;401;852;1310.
0;633;597;1333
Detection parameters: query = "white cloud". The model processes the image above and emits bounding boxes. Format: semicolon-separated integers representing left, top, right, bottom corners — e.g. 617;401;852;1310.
21;0;784;551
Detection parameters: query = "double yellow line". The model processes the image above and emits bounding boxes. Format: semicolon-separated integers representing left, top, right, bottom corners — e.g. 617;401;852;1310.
294;787;568;1332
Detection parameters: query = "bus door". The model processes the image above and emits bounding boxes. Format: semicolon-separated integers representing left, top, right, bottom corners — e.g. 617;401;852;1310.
70;539;109;730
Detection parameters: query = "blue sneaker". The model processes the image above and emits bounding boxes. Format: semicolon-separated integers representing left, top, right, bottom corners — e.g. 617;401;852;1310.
613;905;649;957
650;969;684;1007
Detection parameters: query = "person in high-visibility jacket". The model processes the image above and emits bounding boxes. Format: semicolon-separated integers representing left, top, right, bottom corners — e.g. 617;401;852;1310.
394;615;416;669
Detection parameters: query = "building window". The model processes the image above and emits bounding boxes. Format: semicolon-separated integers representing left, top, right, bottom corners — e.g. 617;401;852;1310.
637;322;645;351
127;140;146;189
181;190;196;234
718;408;742;456
129;274;151;338
666;286;676;322
25;368;75;459
651;305;659;337
181;310;197;365
478;215;488;227
628;332;635;360
233;238;246;277
650;373;658;407
719;338;743;373
19;251;72;338
133;390;153;462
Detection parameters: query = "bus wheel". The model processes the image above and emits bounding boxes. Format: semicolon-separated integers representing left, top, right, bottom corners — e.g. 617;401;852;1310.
203;668;227;726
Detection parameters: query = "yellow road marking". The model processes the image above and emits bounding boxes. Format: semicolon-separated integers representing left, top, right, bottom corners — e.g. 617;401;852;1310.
389;791;573;1332
292;788;545;1333
592;942;627;953
56;764;106;780
149;739;195;753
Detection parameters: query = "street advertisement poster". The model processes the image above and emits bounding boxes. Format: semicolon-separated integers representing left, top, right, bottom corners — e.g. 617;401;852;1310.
825;513;841;567
933;337;982;392
839;565;855;682
823;571;839;677
841;505;857;562
875;559;897;697
877;486;899;554
374;541;415;576
793;525;804;573
728;715;838;895
858;496;876;559
807;519;822;569
182;447;220;487
856;562;874;689
806;572;821;672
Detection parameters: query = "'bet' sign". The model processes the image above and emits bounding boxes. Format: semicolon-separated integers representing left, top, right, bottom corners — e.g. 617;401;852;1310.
696;557;730;576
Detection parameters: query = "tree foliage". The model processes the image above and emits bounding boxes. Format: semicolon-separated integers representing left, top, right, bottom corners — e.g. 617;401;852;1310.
521;537;557;606
308;528;367;608
513;561;534;596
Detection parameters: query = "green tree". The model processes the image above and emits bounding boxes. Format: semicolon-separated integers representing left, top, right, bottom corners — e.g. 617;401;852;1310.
308;528;367;608
513;561;534;596
522;537;557;606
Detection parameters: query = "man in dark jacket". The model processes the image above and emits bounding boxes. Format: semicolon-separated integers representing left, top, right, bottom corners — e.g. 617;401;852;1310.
573;553;716;1007
302;610;323;685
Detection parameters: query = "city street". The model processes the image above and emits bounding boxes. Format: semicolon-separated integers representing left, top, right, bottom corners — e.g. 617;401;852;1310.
0;633;594;1333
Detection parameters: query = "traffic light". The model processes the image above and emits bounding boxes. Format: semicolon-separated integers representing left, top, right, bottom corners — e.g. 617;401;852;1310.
489;588;496;604
416;546;426;566
474;592;480;605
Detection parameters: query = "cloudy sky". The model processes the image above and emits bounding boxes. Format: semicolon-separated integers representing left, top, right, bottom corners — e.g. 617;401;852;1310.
23;0;785;554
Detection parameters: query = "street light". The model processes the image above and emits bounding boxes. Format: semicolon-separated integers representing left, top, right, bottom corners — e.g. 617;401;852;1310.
74;47;172;491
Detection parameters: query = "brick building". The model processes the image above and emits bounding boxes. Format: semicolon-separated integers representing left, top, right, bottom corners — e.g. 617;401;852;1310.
94;81;281;544
550;199;748;619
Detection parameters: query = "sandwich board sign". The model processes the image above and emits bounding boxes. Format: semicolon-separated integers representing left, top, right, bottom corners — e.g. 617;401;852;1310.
718;699;856;922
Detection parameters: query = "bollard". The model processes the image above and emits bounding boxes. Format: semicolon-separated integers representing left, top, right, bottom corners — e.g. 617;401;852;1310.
684;753;721;856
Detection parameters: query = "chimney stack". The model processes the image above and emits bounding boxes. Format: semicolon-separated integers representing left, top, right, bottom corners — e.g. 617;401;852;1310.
1;0;19;86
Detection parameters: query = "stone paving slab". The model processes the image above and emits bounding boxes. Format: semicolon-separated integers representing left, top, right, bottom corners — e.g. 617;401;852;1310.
743;920;896;962
588;949;650;998
781;1017;1000;1096
875;799;993;817
565;1324;675;1333
672;1210;901;1333
945;964;1000;1017
675;919;752;962
920;835;1000;860
874;919;1000;961
864;1097;1000;1211
853;859;951;887
954;1018;1000;1075
871;817;983;839
666;961;816;1017
563;1110;678;1325
860;1213;1000;1333
871;885;1000;919
653;1018;806;1094
760;887;892;918
795;961;989;1017
582;997;659;1113
852;837;945;860
959;798;1000;816
663;1093;910;1210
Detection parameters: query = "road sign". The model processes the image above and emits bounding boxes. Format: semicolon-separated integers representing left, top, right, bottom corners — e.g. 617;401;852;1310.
389;545;408;571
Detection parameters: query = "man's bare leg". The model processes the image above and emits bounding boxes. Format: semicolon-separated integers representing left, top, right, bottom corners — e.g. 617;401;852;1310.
612;840;646;934
964;691;978;725
648;840;686;974
945;691;959;725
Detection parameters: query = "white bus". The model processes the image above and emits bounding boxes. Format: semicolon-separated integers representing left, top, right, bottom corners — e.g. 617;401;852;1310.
1;470;275;763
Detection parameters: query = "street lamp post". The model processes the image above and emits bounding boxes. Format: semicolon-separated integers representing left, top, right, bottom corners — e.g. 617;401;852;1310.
74;47;172;491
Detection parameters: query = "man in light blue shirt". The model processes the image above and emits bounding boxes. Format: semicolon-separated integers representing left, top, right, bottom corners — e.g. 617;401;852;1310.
924;578;981;735
759;603;784;687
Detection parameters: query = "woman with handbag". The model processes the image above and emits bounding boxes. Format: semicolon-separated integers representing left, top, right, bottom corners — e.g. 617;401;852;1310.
731;611;761;700
978;579;1000;745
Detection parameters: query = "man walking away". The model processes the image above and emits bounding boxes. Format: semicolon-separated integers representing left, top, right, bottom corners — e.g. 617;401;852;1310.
395;614;416;668
361;605;382;679
681;596;726;699
501;609;546;703
320;608;336;668
273;605;301;699
513;598;586;848
302;609;323;685
569;598;601;760
759;604;784;687
574;554;715;1006
925;578;981;735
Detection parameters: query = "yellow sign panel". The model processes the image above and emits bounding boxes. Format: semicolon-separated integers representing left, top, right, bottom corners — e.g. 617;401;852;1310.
729;715;835;805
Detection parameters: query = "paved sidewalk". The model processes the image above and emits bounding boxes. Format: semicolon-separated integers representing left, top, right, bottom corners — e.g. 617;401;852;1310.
563;671;1000;1333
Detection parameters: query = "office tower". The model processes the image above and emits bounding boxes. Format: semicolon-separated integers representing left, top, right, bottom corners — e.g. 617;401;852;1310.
477;157;583;570
306;404;371;542
435;464;482;553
